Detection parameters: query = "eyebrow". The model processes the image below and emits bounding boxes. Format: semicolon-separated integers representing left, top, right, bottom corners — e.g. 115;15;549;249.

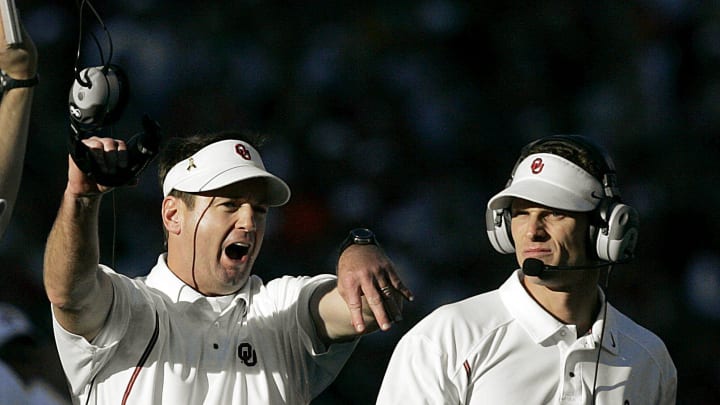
216;195;270;207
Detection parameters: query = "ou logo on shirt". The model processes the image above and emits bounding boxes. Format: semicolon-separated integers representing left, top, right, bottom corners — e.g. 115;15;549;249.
238;343;257;366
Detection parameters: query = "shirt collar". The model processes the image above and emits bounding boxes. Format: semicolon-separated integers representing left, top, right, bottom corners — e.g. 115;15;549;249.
499;270;620;355
500;270;566;343
145;254;249;308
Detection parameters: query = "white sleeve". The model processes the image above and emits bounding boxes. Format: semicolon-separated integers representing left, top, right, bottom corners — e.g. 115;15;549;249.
264;274;359;399
51;265;149;396
376;333;464;405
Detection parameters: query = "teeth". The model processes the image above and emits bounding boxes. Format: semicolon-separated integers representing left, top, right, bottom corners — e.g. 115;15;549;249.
225;243;249;260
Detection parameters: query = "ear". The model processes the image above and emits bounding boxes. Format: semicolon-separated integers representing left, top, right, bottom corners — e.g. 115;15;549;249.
162;196;183;236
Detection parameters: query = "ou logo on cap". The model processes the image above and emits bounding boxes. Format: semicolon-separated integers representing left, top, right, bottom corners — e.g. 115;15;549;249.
235;144;252;160
530;157;544;174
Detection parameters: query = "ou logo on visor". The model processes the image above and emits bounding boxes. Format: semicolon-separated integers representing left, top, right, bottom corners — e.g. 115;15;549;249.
530;158;544;174
235;144;252;160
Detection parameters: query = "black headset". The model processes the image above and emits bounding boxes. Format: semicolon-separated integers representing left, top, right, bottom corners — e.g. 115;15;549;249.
67;0;160;187
485;135;639;263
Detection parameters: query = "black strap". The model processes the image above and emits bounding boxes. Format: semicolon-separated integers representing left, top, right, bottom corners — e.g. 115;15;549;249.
0;70;39;92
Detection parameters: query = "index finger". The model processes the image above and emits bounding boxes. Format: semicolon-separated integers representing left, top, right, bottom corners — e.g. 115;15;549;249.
344;289;367;333
336;271;371;333
362;281;394;331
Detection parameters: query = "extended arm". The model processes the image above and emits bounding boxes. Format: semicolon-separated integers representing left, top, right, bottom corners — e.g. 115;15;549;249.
44;138;128;341
0;21;37;237
311;243;413;343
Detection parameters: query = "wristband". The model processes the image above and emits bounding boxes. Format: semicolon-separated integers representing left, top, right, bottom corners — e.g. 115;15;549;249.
0;70;38;93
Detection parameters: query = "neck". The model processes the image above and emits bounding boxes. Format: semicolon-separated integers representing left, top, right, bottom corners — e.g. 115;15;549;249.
522;274;600;336
166;242;207;293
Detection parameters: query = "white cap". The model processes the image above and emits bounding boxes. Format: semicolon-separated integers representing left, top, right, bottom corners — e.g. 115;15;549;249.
487;153;604;212
0;303;32;347
162;139;291;206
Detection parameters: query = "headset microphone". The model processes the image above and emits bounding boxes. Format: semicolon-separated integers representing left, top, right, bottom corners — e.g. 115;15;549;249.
521;258;626;277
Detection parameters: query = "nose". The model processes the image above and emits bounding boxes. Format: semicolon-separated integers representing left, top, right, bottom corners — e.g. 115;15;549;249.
234;204;256;232
525;214;547;241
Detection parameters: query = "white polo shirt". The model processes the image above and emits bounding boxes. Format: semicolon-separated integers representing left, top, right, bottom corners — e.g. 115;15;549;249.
376;270;677;404
53;255;358;405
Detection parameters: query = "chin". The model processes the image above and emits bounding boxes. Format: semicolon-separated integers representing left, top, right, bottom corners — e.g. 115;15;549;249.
229;270;251;286
215;266;251;289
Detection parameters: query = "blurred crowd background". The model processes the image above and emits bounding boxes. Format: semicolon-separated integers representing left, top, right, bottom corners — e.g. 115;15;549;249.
1;0;718;403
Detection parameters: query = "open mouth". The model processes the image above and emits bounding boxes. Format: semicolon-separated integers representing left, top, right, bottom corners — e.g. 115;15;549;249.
225;243;249;260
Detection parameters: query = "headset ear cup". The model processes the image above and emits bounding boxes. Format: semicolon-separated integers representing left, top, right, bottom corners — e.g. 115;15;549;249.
102;64;129;125
486;208;515;254
68;65;129;131
595;202;639;262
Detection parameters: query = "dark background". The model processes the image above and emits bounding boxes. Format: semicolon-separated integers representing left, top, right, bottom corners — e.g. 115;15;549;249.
1;1;718;403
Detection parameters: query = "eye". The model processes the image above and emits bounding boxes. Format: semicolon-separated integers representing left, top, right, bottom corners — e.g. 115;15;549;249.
549;210;566;219
510;209;527;218
220;201;241;210
253;205;269;215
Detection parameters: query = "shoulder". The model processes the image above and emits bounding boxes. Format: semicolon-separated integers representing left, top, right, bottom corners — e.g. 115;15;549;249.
402;290;512;350
100;264;147;294
430;290;508;324
99;263;161;311
609;305;676;375
261;274;335;294
610;306;671;353
253;274;335;308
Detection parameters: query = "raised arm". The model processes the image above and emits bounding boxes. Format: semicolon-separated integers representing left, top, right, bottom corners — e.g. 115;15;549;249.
311;242;413;343
43;137;128;341
0;20;37;237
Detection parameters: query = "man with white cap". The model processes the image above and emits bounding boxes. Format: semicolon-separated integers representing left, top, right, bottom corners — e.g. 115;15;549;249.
44;130;413;404
377;135;676;404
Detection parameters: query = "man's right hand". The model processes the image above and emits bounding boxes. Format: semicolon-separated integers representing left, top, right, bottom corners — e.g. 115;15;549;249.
67;137;131;196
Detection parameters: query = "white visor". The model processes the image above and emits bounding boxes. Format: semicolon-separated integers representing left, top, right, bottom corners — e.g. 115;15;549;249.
487;153;603;212
162;139;291;207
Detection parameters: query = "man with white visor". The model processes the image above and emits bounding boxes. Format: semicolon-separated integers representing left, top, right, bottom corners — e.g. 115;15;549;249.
44;130;413;404
377;135;676;404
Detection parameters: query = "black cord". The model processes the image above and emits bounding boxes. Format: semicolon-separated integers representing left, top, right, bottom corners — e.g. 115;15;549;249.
73;0;114;87
191;197;215;293
111;190;117;269
591;264;613;404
